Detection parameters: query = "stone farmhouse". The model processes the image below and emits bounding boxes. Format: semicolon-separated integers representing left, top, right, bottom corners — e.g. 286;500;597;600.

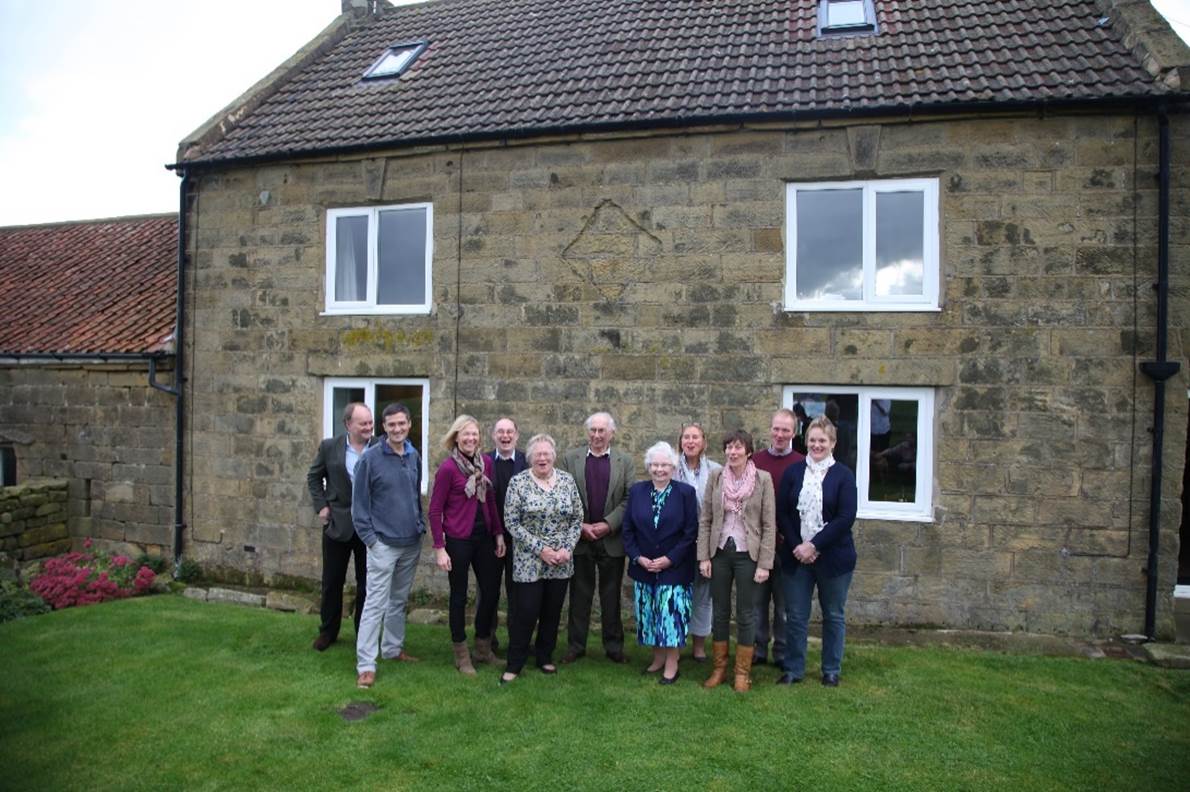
0;215;179;560
170;0;1190;637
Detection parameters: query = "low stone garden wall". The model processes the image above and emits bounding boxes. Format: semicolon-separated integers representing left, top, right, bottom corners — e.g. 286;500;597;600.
0;479;70;561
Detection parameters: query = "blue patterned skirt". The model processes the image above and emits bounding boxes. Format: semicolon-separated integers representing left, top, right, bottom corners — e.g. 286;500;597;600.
634;581;693;648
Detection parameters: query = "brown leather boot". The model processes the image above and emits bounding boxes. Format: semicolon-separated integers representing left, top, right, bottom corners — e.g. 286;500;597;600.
453;642;477;675
733;645;754;692
473;637;501;664
703;641;730;688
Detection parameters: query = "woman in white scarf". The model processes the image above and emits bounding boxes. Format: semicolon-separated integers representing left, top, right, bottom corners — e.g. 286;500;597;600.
674;422;721;662
775;416;858;688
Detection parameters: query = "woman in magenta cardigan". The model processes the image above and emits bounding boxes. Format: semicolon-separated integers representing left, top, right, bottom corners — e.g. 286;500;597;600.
429;415;506;675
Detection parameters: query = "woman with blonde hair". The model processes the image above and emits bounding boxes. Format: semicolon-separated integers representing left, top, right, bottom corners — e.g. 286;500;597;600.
428;415;506;675
674;422;721;662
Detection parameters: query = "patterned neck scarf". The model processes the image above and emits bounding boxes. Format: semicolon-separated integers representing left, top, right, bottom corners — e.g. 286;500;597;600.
721;460;757;515
676;454;707;493
797;454;835;543
450;448;491;502
650;482;673;530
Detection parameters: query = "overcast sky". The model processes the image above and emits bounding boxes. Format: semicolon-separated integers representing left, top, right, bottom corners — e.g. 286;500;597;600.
0;0;1187;227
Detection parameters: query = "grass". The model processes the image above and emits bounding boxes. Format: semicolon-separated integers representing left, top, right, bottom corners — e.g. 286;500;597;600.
1;595;1188;791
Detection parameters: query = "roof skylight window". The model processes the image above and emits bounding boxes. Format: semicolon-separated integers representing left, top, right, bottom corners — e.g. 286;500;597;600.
363;41;426;80
818;0;877;35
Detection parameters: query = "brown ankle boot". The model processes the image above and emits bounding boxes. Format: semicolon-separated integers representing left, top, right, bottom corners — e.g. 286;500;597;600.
733;645;754;692
453;642;477;675
704;641;730;688
473;637;500;664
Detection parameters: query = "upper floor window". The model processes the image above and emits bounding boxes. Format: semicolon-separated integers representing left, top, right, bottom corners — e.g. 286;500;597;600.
363;42;427;80
818;0;877;35
323;377;430;493
784;178;939;312
783;385;935;522
325;203;433;315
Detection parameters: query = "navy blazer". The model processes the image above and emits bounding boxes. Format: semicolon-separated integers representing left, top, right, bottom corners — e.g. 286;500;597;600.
622;480;699;586
776;462;858;579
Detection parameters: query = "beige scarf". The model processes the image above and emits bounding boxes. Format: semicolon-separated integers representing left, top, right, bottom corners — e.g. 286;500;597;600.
450;448;491;502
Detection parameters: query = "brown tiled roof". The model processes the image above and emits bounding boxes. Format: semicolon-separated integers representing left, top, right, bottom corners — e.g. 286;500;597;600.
0;216;177;355
183;0;1180;165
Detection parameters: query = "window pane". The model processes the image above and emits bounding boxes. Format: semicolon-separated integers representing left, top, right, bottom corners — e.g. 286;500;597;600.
796;188;862;301
377;208;427;306
368;47;416;78
331;387;366;437
375;384;424;456
875;191;925;297
334;215;368;302
870;399;918;503
788;392;859;472
827;0;868;27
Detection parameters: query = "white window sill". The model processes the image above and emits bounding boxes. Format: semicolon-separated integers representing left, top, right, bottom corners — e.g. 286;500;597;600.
857;506;933;523
784;301;942;313
321;306;432;317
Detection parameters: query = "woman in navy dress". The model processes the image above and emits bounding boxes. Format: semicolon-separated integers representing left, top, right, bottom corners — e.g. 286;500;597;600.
622;441;699;685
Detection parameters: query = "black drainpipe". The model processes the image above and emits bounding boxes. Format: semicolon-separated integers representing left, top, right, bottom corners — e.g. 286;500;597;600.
168;169;190;570
1139;103;1180;640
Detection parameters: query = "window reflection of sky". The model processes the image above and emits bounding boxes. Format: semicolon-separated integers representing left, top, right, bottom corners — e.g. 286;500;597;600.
876;192;924;296
796;188;862;300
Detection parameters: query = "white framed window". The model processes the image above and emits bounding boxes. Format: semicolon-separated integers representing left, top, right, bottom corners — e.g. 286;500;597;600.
783;385;935;522
784;178;939;312
325;203;433;315
323;377;430;493
818;0;877;34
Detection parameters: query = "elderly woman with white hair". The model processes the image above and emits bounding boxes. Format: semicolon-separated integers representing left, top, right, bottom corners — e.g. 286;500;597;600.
622;441;700;684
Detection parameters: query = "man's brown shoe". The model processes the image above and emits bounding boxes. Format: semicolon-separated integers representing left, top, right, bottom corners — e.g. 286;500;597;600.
561;649;584;664
385;650;419;662
356;671;375;689
312;634;333;652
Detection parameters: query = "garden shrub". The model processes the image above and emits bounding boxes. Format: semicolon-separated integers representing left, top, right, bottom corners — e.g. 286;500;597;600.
174;558;202;583
0;579;51;622
28;539;157;610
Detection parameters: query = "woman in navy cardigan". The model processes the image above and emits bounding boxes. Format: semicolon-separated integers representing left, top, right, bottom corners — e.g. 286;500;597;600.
775;416;857;687
428;415;506;675
622;441;699;685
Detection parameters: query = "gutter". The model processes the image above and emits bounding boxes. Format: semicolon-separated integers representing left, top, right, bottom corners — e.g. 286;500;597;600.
1138;103;1180;640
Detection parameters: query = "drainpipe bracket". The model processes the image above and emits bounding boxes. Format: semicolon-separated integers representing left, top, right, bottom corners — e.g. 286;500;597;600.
1139;361;1180;382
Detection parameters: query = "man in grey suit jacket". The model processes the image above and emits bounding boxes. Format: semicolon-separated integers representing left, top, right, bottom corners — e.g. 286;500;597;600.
556;411;634;664
306;402;375;651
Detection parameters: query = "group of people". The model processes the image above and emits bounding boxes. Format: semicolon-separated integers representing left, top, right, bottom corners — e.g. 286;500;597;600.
307;405;857;691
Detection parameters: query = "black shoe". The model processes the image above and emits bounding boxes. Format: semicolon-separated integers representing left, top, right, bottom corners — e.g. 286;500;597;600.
658;671;680;685
776;673;802;685
561;649;584;664
312;634;334;652
821;673;840;687
753;655;768;666
690;654;708;663
605;650;630;664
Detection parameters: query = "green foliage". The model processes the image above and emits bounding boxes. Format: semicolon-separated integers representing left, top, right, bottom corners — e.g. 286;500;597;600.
0;580;50;623
174;558;202;583
134;554;167;575
1;596;1188;791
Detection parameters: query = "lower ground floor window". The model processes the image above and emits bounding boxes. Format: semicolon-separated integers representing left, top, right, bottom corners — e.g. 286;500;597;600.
782;385;934;522
323;377;430;493
0;446;15;487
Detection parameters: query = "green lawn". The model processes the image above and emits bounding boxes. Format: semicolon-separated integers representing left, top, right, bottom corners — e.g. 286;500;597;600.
1;595;1187;791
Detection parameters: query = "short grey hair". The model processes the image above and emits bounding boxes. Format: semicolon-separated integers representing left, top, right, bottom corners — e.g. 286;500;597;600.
644;441;679;468
526;433;557;458
585;411;617;432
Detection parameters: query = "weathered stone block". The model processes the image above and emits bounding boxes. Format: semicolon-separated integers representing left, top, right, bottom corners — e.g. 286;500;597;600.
206;587;266;607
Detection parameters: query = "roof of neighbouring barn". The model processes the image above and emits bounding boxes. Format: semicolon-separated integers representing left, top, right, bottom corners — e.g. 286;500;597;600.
0;215;177;355
177;0;1190;167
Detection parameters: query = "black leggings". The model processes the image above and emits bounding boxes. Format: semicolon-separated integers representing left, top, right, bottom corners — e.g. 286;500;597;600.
446;532;502;643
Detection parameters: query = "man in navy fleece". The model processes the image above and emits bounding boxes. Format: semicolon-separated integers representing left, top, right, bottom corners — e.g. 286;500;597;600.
352;402;426;689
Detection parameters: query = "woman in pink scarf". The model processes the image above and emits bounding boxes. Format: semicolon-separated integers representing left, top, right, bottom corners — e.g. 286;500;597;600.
695;429;776;692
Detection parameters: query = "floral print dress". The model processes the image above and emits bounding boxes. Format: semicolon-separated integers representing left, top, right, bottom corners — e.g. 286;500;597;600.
503;469;583;583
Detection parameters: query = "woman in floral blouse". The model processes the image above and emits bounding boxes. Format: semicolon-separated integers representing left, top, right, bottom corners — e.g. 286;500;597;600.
499;433;583;685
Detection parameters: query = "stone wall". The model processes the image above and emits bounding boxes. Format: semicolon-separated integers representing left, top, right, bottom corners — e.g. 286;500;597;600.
0;480;70;561
183;109;1188;637
0;363;176;554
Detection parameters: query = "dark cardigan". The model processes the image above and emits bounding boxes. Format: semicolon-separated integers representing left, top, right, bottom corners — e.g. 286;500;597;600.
775;462;858;579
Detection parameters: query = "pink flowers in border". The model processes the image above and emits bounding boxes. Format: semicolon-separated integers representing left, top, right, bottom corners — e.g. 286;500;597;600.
29;543;159;610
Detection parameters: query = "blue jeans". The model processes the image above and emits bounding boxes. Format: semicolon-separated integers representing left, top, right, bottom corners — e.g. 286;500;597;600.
781;562;853;678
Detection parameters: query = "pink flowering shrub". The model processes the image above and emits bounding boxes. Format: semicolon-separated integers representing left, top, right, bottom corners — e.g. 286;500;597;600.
29;541;159;610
